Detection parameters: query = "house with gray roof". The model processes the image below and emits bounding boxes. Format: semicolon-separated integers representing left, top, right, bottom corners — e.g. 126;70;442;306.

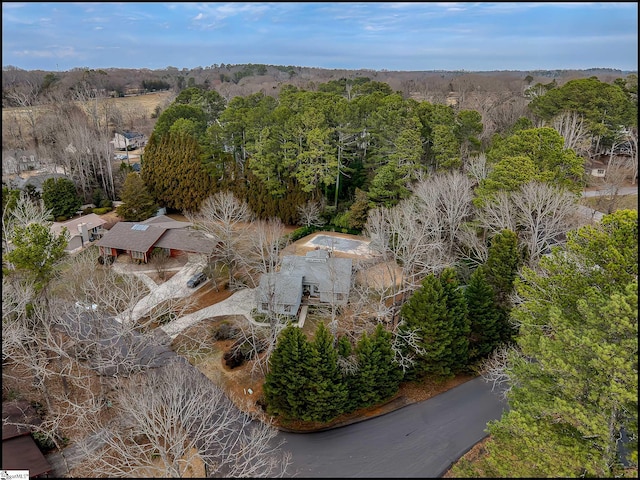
51;213;108;253
256;249;352;317
111;130;147;150
96;215;215;263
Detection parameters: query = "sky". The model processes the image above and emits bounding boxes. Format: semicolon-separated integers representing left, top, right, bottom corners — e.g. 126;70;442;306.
2;2;638;72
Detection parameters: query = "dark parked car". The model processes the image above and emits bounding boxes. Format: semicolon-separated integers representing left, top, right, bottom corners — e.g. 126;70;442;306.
187;272;207;288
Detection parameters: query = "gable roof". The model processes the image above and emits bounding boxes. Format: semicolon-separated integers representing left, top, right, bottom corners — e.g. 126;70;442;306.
118;130;145;140
153;228;215;255
96;219;215;255
281;250;352;294
96;221;166;252
257;272;304;306
51;213;107;238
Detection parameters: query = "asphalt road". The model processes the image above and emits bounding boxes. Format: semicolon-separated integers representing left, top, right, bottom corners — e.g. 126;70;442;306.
279;376;507;478
581;185;637;197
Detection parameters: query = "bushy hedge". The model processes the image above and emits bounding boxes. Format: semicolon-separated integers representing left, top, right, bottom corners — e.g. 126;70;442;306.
92;207;113;215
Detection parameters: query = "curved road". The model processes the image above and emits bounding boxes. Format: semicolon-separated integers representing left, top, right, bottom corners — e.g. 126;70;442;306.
280;377;507;478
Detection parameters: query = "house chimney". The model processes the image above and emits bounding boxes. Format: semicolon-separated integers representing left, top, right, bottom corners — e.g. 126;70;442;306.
78;223;89;245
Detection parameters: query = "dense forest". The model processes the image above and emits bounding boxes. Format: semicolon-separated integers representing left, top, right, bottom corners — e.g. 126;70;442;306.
2;64;638;477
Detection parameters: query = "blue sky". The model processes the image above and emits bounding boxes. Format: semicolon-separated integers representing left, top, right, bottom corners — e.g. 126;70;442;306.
2;2;638;72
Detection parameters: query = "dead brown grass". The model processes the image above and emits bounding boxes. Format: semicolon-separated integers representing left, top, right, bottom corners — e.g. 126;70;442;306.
2;91;173;128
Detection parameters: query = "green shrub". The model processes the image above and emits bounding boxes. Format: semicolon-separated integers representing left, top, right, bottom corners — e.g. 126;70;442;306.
55;216;68;222
82;207;94;215
32;431;57;451
289;225;317;242
92;207;113;215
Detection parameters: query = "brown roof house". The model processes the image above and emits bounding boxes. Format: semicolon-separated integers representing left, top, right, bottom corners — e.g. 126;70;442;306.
96;215;215;263
2;401;53;478
50;213;107;253
256;249;352;317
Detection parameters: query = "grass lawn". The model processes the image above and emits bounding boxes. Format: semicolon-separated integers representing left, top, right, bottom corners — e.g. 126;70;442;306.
580;194;637;212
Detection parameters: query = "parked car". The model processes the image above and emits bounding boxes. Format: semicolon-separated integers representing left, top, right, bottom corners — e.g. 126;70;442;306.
187;272;207;288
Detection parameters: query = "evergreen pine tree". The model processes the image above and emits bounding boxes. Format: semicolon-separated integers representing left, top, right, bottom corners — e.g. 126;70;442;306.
141;131;213;213
440;267;470;373
305;322;349;422
370;323;403;399
116;173;158;221
452;210;638;477
263;325;315;421
464;267;502;363
399;274;453;379
348;331;380;409
42;177;81;219
337;336;360;413
481;229;521;343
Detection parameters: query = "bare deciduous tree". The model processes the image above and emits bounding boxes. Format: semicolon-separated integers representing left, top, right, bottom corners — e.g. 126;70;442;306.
476;191;519;236
478;182;579;265
297;199;326;228
74;359;291;478
478;344;519;401
588;160;630;214
186;191;253;289
365;196;454;326
510;182;580;264
2;190;52;253
391;319;426;374
464;152;490;186
551;111;590;156
411;171;474;256
242;217;287;286
4;79;42;149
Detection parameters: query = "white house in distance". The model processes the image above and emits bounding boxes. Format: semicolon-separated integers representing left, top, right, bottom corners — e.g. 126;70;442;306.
111;131;147;150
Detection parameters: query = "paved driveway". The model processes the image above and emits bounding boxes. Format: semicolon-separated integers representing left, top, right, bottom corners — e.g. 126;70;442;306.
113;256;206;324
161;288;257;339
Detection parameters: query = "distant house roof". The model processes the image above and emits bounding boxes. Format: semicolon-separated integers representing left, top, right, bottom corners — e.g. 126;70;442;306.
96;219;215;255
119;130;145;140
96;221;167;253
51;213;107;238
8;173;69;192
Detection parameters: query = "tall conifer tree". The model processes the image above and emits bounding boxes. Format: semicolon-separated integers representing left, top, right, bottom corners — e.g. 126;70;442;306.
263;325;315;421
399;274;453;379
481;229;521;343
440;267;470;372
464;267;501;363
305;322;348;422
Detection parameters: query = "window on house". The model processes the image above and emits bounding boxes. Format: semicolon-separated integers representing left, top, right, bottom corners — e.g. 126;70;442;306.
131;250;145;260
261;303;269;311
336;293;344;301
597;169;606;175
283;305;292;313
